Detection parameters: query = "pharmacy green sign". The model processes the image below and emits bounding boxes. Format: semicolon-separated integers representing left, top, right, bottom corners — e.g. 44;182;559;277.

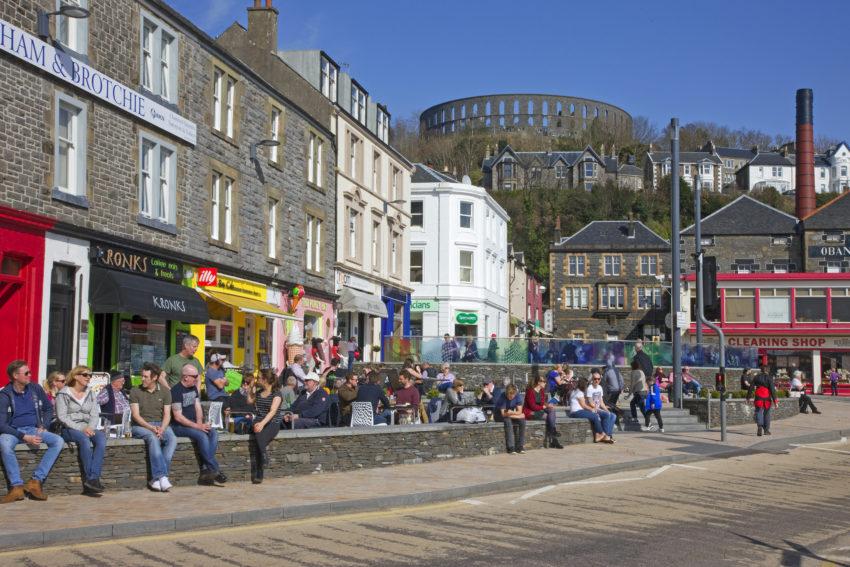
455;312;478;325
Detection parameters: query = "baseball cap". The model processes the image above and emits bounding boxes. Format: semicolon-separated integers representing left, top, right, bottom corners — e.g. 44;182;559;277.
305;372;320;382
210;353;224;363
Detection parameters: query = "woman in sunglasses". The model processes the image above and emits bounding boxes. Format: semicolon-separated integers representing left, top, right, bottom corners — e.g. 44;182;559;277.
55;366;107;496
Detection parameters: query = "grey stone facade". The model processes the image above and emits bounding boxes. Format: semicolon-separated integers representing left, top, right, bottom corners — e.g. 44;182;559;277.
680;234;803;275
682;397;798;426
0;0;336;295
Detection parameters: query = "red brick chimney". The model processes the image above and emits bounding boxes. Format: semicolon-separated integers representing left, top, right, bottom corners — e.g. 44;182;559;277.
247;0;279;54
795;88;815;219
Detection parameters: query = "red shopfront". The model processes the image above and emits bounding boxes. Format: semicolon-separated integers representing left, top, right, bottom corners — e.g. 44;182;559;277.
0;206;54;385
685;272;850;393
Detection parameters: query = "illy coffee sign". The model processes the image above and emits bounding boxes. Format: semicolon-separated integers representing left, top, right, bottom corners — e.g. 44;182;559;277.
197;268;218;287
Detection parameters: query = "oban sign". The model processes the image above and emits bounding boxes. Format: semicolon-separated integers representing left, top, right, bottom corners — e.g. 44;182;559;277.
809;236;850;258
455;312;478;325
0;19;197;144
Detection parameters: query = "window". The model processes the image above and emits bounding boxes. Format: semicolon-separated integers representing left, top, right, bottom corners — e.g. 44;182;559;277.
599;285;625;310
54;94;87;197
700;236;715;247
391;166;401;200
267;198;278;259
377;108;389;144
825;233;844;243
603;255;621;276
212;67;236;138
683;164;691;175
584;161;594;178
725;289;755;322
555;164;566;179
459;201;473;229
139;134;176;225
141;13;177;103
348;133;361;181
459;250;473;284
57;0;88;55
759;289;790;323
268;105;284;164
320;57;337;102
637;287;662;309
771;236;789;246
821;169;826;179
772;166;783;177
640;255;658;276
351;84;366;125
567;255;585;276
391;231;402;277
725;159;732;168
411;201;423;227
563;287;588;310
410;250;423;283
795;289;826;322
372;152;382;194
502;162;514;179
826;261;843;274
210;170;235;244
347;208;360;260
305;213;323;273
371;220;380;270
307;132;324;187
736;264;752;274
843;166;848;177
701;163;711;174
831;289;850;322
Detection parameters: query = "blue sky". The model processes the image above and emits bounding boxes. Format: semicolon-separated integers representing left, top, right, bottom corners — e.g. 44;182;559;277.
169;0;850;141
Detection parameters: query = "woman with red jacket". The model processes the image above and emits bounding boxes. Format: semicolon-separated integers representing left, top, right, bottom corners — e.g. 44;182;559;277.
523;376;563;449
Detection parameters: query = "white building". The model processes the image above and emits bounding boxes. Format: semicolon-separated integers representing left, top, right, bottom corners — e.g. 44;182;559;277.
737;152;796;192
409;164;510;339
824;142;850;193
279;50;414;361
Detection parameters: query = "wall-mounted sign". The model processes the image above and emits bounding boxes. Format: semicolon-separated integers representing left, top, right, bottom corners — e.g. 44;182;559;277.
809;237;850;258
210;275;265;300
301;298;330;312
197;268;218;287
455;312;478;325
727;336;850;350
337;271;374;293
411;299;438;312
0;19;196;144
91;243;182;282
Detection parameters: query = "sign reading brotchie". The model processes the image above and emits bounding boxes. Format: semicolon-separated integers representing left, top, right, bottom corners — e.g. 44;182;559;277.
0;18;197;145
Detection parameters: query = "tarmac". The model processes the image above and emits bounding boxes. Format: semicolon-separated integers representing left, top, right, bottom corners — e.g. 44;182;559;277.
1;398;846;551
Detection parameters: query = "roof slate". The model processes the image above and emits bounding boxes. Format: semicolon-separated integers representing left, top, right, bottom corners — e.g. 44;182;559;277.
680;195;798;235
412;163;458;183
648;151;722;165
553;221;670;251
802;190;850;229
748;152;794;167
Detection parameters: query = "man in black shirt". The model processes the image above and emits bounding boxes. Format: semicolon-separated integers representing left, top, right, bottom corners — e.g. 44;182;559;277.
170;365;225;485
355;373;392;425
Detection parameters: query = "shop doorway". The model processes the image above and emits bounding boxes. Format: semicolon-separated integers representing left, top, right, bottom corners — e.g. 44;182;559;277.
46;265;76;374
454;324;477;338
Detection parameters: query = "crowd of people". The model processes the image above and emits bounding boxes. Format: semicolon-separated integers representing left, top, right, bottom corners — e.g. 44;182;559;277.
0;336;830;502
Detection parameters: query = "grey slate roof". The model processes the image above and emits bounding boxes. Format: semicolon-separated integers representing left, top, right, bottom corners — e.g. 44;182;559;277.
714;147;756;160
815;155;830;167
604;157;619;174
748;152;794;167
648;151;722;165
618;164;643;176
553;220;670;251
802;190;850;229
680;195;798;235
412;163;458;183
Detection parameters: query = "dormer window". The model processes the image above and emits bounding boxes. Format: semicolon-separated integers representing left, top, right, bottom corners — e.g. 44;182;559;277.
320;56;337;103
351;85;366;125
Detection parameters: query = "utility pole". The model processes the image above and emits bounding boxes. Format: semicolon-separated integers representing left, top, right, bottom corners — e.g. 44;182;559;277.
670;119;683;409
694;176;703;345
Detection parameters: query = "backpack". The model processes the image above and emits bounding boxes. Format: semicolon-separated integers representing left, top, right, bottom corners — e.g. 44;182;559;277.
456;407;486;423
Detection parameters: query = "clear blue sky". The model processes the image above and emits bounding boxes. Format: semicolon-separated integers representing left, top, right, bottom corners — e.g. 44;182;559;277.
169;0;850;140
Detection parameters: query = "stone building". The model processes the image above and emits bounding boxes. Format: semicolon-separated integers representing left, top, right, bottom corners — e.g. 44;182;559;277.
0;0;336;380
800;191;850;273
549;221;671;340
701;142;755;189
644;150;723;191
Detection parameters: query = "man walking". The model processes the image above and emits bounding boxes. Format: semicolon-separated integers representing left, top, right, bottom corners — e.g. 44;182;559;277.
170;364;226;485
162;335;204;387
603;354;625;431
0;360;63;503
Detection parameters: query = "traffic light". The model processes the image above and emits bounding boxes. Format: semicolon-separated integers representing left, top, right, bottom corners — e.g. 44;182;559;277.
703;256;718;308
715;372;726;393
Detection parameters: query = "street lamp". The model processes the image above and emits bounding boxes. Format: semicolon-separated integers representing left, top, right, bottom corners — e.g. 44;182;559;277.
383;199;405;214
250;139;280;163
37;5;90;40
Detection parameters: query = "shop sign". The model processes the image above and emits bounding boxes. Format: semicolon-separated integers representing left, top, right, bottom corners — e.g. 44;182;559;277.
301;298;330;312
455;312;478;325
212;275;265;300
337;271;374;293
809;236;850;258
91;243;182;282
727;336;850;349
0;18;196;144
197;268;218;287
411;299;438;312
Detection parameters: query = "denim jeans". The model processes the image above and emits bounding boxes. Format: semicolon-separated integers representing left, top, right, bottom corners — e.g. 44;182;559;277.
684;381;702;396
754;406;772;431
0;427;64;486
374;409;392;425
171;424;220;473
62;428;106;481
569;409;608;435
502;417;526;451
132;422;176;480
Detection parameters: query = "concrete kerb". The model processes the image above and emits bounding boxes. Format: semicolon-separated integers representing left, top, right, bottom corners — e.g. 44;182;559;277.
4;427;848;551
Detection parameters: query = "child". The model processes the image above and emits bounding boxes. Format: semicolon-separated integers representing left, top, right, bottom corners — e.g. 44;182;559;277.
643;379;664;433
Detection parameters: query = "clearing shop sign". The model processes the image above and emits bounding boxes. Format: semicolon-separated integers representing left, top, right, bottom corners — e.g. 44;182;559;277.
728;336;850;350
0;18;196;145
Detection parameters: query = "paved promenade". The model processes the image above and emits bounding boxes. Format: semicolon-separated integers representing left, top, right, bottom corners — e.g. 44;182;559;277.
2;398;847;550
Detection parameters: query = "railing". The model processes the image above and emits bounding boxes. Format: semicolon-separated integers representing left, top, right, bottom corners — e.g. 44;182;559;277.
381;336;760;369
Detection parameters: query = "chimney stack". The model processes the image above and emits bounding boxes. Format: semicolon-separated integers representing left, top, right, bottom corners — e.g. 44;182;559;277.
247;0;279;54
627;213;635;239
795;88;815;219
553;216;562;242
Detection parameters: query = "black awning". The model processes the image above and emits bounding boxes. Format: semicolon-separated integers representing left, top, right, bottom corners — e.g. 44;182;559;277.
89;267;209;323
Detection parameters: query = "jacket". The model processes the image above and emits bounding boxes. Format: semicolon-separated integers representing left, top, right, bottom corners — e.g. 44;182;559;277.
630;369;647;394
747;372;777;408
438;387;464;420
522;387;547;419
645;383;663;412
632;350;653;381
55;387;100;431
603;362;624;394
290;388;330;423
0;383;54;440
337;384;358;416
355;383;389;414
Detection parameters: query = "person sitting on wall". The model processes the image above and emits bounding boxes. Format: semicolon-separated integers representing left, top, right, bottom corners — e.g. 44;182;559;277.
284;372;329;429
170;364;226;486
130;362;177;492
223;372;255;433
97;369;131;424
355;372;393;425
439;378;467;422
681;366;702;397
523;375;563;449
495;384;526;454
462;337;480;362
436;364;456;393
790;370;821;415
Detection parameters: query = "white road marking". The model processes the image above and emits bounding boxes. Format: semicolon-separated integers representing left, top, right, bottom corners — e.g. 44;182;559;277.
559;477;644;487
790;445;850;456
460;499;485;506
509;485;555;504
645;465;671;479
671;463;707;470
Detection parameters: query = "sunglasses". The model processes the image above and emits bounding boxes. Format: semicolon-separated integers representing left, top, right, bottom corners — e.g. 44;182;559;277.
80;373;92;378
22;370;31;376
183;373;199;378
55;378;66;383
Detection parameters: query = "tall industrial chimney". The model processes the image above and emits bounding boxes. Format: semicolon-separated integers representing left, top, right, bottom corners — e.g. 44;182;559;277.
795;88;815;219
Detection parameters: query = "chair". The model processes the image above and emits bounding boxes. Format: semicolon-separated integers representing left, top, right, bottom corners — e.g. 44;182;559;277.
350;401;384;427
101;408;131;438
208;401;224;429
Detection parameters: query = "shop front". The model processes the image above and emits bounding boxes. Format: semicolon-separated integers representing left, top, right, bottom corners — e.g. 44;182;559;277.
381;285;411;359
194;270;296;371
279;291;334;366
87;243;208;376
335;270;387;363
0;206;54;385
410;299;439;337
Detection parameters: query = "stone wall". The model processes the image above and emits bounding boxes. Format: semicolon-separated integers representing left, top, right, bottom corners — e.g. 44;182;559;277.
682;397;798;426
0;421;590;496
680;234;802;275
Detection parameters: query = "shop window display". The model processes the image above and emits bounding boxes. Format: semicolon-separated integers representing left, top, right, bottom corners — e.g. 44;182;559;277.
120;317;167;374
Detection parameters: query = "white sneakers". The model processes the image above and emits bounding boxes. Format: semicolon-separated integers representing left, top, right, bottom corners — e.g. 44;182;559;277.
659;428;665;433
149;476;172;492
640;425;658;432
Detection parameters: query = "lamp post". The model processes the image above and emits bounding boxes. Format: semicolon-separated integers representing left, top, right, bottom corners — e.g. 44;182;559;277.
37;5;90;40
383;199;406;214
250;139;280;182
670;118;683;409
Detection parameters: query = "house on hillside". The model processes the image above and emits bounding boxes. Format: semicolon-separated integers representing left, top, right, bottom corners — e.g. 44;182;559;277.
644;151;723;191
